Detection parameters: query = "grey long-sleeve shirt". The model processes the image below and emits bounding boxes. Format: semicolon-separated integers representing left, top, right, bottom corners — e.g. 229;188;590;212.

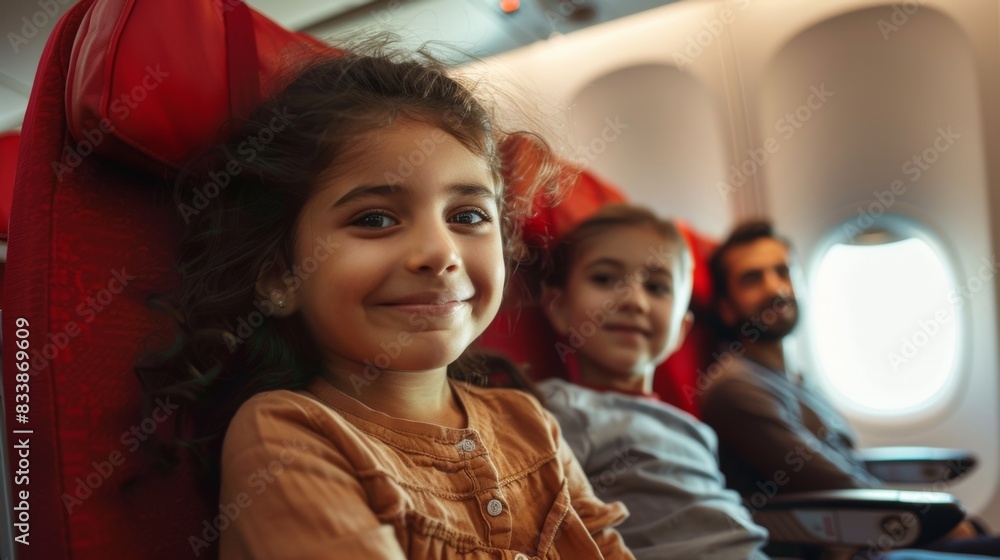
539;378;769;560
700;356;883;500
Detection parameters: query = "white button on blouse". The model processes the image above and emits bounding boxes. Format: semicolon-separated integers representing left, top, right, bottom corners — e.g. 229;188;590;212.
486;498;503;517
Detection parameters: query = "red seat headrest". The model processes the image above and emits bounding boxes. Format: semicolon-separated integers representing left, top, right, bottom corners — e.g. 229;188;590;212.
64;0;326;175
500;134;627;256
0;131;18;241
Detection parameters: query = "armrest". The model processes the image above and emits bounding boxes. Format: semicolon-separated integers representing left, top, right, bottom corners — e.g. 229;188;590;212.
857;447;976;483
753;489;965;549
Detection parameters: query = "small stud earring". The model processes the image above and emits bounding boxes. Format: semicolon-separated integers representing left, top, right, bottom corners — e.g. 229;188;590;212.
270;290;286;310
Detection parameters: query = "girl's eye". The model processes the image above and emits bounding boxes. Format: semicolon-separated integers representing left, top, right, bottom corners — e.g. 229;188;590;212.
589;273;616;288
353;211;397;229
646;282;672;297
450;208;491;226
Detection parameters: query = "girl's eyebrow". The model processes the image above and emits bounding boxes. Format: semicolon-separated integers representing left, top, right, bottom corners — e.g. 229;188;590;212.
452;183;496;200
331;183;495;208
585;257;625;270
332;184;399;208
586;257;674;278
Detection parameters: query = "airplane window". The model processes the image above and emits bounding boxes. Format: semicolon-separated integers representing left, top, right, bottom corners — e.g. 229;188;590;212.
810;234;959;415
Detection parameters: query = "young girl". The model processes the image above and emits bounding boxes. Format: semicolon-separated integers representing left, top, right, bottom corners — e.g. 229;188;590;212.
535;204;771;559
138;46;635;558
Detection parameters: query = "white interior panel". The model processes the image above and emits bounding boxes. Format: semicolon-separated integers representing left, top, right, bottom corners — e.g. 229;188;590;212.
566;64;730;236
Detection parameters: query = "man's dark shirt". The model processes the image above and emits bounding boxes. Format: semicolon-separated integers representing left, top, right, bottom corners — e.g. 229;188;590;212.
700;356;882;497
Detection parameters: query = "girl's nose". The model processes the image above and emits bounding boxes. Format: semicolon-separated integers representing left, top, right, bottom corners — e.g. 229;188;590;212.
404;220;461;275
619;280;651;314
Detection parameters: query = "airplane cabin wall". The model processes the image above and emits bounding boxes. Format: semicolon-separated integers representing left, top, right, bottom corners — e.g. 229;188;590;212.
730;0;1000;525
471;0;741;238
481;0;1000;526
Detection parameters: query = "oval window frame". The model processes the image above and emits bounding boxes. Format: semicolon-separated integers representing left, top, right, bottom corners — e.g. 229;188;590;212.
802;213;969;427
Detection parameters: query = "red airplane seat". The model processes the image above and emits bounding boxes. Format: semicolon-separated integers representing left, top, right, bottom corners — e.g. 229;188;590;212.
0;131;18;301
478;135;626;382
477;135;719;416
3;1;324;558
654;224;719;417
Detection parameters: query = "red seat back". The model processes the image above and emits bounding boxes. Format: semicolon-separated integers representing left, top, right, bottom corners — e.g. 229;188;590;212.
3;1;323;557
3;2;213;557
0;132;17;240
0;131;18;300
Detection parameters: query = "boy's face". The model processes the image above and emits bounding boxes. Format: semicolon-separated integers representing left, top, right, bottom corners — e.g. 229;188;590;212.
545;225;690;383
270;119;505;379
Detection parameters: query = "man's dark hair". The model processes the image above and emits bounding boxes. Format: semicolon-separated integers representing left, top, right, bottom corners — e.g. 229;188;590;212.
708;220;791;301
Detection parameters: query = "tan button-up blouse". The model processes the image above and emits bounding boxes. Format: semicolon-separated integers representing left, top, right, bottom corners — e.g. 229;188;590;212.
219;375;636;559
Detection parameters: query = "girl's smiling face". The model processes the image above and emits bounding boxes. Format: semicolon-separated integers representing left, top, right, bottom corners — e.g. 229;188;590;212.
268;119;505;379
545;225;691;389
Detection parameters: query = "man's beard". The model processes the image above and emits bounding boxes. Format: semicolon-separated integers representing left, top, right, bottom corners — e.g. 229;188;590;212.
749;295;799;341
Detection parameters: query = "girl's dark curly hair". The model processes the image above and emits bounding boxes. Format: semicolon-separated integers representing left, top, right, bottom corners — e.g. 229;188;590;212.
134;40;568;479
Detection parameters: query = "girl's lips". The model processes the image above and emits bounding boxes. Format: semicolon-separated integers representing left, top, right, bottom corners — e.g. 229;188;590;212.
603;325;651;337
378;288;475;316
379;300;469;316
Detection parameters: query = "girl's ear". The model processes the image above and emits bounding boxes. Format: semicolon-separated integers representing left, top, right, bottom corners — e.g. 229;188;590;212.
540;284;571;336
662;310;696;359
676;310;695;349
255;251;299;318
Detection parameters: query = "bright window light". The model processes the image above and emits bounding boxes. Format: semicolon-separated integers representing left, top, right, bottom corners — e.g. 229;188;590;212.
811;237;957;414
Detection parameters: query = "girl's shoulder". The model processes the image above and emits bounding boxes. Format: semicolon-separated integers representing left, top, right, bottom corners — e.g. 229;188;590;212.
455;381;546;414
453;382;558;435
233;386;330;414
224;387;351;444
